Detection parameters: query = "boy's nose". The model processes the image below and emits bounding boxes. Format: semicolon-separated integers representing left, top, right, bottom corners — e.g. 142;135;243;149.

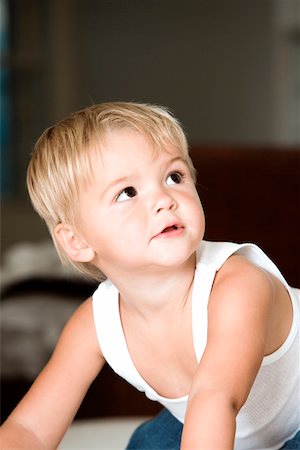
153;189;177;214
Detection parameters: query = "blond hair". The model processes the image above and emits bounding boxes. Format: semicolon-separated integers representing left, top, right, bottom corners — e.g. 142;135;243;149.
27;102;196;280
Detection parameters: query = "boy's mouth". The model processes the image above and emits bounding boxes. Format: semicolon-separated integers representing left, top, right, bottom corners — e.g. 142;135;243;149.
153;223;183;239
161;225;178;233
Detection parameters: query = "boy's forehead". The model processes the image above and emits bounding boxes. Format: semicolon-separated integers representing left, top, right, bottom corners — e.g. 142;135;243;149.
91;127;183;163
82;132;184;186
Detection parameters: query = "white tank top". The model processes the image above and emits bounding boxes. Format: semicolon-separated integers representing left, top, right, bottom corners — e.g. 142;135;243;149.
92;241;300;450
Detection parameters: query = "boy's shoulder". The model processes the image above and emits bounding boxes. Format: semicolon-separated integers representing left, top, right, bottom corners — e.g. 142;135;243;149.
194;241;278;327
217;252;270;283
210;253;275;314
60;297;104;359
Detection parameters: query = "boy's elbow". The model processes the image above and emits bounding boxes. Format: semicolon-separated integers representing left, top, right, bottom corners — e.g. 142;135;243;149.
188;386;244;417
183;388;238;449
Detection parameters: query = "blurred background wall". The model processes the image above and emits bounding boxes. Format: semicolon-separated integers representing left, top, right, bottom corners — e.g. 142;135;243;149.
1;0;300;255
1;0;300;425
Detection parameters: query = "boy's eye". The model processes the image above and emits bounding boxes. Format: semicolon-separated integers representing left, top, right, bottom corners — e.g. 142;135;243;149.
116;186;137;202
166;171;184;185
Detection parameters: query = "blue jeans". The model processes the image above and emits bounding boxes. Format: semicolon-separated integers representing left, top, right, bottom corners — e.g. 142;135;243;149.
126;409;300;450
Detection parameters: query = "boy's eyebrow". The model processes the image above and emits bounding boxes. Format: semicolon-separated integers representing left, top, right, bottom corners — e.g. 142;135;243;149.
170;156;187;164
167;155;189;168
102;176;131;197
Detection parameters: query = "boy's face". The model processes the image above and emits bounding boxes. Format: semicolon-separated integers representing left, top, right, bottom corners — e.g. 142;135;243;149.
77;128;205;278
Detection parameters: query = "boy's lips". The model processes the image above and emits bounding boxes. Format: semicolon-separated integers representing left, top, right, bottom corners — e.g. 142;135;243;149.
152;223;184;239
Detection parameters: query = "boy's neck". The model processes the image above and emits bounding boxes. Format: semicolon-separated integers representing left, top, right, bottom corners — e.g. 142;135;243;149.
111;253;197;320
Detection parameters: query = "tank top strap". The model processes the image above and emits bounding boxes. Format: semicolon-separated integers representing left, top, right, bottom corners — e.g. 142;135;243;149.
92;280;133;381
192;262;218;361
197;240;289;288
196;240;245;271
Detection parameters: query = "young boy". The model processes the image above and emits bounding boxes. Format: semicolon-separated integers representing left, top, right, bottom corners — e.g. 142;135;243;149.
1;102;299;450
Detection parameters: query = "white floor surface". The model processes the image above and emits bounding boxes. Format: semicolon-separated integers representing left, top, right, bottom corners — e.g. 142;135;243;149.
59;417;148;450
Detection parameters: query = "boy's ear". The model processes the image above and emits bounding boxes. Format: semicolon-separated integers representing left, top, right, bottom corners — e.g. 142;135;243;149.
54;223;95;263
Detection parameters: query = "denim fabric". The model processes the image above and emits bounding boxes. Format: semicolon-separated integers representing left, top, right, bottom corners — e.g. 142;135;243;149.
126;409;300;450
126;409;182;450
280;430;300;449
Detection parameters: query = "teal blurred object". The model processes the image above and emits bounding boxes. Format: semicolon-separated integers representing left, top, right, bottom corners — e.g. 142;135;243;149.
0;0;11;196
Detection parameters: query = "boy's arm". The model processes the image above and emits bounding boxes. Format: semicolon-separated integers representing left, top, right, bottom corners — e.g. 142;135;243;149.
1;297;105;449
181;256;275;450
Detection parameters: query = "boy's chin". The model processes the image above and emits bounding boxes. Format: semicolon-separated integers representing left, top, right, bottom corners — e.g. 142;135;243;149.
150;249;197;269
